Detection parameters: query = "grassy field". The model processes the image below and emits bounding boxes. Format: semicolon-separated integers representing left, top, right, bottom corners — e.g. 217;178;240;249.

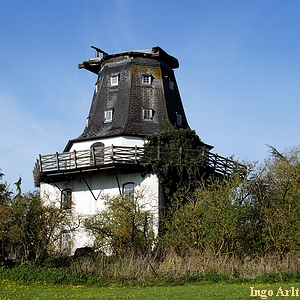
0;280;299;300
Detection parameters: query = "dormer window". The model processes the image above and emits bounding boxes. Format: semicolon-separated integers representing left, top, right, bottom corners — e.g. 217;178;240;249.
104;109;113;122
169;80;174;91
143;108;153;121
142;74;152;85
176;113;182;127
110;74;119;86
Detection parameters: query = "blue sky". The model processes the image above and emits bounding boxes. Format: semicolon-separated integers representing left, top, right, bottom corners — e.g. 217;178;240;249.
0;0;299;193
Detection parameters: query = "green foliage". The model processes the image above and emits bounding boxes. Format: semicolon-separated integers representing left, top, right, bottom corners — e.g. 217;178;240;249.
0;173;75;262
161;146;299;257
84;191;155;256
141;123;298;258
0;257;298;287
243;146;299;256
145;122;204;150
141;123;208;203
253;272;299;284
0;170;13;201
0;264;89;285
162;174;247;256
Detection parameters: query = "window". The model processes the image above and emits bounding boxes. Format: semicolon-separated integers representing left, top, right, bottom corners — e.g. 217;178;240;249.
91;142;104;148
169;80;174;91
110;74;119;86
142;74;152;85
61;232;71;251
104;110;113;122
143;108;153;121
61;189;72;210
176;113;182;127
91;142;104;165
123;182;135;199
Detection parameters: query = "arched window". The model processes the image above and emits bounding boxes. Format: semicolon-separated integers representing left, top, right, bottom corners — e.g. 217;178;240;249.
61;188;72;210
91;142;104;165
91;142;104;148
123;182;135;199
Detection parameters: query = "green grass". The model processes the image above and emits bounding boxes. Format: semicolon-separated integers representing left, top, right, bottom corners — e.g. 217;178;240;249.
0;280;299;300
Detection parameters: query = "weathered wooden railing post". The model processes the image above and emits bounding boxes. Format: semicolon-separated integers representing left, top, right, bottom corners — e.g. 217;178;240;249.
91;147;96;166
203;148;207;168
110;144;114;162
39;154;42;172
56;152;60;170
134;145;138;163
214;153;218;171
225;157;228;174
74;150;77;168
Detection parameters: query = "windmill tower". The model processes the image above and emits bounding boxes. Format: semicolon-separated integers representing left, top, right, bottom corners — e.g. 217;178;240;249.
34;46;238;253
71;46;189;144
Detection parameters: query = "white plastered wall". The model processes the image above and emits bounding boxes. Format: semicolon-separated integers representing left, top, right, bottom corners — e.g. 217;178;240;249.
40;171;160;254
68;136;146;152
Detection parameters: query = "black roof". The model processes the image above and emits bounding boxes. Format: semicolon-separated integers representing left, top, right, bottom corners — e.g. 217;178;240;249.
78;46;179;74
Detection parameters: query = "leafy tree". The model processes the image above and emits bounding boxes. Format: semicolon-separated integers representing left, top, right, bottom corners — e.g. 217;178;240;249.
0;169;3;196
84;190;155;256
161;173;247;256
0;173;75;261
141;122;208;205
244;146;299;256
0;169;13;201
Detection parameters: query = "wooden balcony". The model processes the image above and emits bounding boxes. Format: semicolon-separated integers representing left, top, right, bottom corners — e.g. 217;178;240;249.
33;145;245;187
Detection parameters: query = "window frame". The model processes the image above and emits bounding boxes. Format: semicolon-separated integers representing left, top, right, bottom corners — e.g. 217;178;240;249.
61;231;72;251
61;188;72;210
169;80;175;91
91;142;104;165
104;109;113;123
143;108;153;121
142;74;152;86
123;182;135;200
176;113;182;127
110;74;119;87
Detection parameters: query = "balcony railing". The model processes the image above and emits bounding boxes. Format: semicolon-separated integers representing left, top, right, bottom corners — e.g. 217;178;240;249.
33;145;245;187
